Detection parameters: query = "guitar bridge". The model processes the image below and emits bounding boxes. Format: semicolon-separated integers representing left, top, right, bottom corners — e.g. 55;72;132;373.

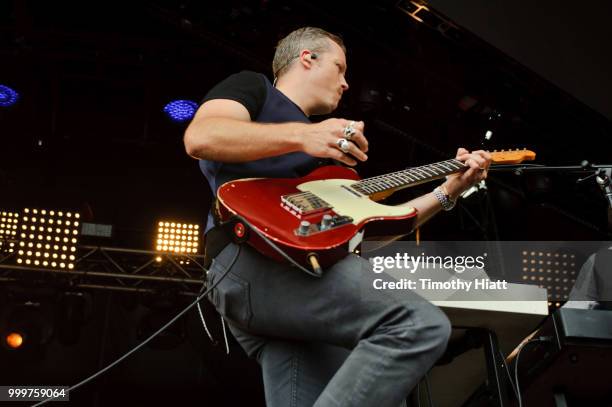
294;215;354;236
281;192;330;217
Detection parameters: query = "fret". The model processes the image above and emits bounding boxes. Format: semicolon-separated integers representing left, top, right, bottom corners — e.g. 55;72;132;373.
422;166;438;176
355;187;367;194
378;179;393;189
387;174;404;186
448;159;465;170
402;169;417;179
368;184;382;193
411;168;428;179
384;180;399;189
404;170;421;180
395;172;409;183
376;177;393;188
437;161;455;172
376;183;390;192
408;173;421;182
444;160;461;171
429;163;447;174
428;164;444;177
395;176;410;186
363;181;382;192
396;172;412;183
360;187;375;195
436;161;454;175
402;171;419;182
420;166;438;177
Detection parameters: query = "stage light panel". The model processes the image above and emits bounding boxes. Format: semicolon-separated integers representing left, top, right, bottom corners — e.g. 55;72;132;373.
521;250;577;301
0;211;19;253
17;209;80;269
155;221;199;254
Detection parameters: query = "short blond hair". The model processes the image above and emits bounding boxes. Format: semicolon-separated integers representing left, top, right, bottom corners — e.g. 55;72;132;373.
272;27;345;79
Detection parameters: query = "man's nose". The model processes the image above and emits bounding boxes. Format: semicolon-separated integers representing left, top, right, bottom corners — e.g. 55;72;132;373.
341;77;349;91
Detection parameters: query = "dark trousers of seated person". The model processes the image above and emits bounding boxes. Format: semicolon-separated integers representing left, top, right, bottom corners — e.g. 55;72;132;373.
205;243;451;407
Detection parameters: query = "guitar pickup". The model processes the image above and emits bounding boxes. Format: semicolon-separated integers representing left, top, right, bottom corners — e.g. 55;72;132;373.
281;192;331;217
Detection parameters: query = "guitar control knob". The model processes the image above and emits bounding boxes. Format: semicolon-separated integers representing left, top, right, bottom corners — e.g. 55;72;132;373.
321;214;333;230
298;220;311;236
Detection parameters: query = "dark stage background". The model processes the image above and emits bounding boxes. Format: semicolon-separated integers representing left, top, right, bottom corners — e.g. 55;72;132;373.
1;1;611;405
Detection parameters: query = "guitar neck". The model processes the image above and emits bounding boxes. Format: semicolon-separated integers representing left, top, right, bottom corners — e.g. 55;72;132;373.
350;149;536;196
352;159;465;195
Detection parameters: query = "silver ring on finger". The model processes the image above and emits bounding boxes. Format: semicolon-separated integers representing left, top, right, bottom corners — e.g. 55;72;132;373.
343;121;356;140
336;138;350;153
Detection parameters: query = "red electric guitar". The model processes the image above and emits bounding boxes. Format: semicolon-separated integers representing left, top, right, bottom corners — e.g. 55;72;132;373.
216;149;535;273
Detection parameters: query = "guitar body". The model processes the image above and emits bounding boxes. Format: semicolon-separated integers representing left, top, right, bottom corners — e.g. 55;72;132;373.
216;165;417;268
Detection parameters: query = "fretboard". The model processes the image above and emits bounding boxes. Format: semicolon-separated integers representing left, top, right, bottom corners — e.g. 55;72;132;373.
351;159;465;195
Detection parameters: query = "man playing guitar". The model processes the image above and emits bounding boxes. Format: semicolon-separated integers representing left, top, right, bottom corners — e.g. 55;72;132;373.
184;27;491;407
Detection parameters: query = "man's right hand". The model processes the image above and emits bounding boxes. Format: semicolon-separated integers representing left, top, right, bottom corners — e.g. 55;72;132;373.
298;118;369;166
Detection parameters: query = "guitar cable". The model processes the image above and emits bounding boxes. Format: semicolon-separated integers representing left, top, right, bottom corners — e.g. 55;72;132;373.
31;245;242;407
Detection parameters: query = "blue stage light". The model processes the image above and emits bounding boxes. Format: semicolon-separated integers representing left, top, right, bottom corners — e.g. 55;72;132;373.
0;84;20;107
163;100;199;122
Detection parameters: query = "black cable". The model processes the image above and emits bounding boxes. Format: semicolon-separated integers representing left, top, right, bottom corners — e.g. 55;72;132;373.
187;252;236;346
184;254;207;273
233;214;324;278
498;349;520;401
513;337;552;407
31;245;242;407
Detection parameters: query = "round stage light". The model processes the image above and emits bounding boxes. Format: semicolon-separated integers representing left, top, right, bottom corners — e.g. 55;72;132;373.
0;84;20;107
163;100;198;122
5;332;24;349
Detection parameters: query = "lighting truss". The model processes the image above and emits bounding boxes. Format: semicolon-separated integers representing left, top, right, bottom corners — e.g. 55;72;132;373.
0;246;206;296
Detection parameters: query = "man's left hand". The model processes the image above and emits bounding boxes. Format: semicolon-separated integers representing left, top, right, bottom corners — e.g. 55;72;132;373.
442;148;492;199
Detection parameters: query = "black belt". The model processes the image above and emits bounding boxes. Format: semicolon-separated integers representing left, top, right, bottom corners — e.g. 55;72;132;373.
203;223;233;269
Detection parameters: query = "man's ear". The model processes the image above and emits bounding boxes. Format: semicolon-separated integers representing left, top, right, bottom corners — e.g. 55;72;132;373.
299;50;316;69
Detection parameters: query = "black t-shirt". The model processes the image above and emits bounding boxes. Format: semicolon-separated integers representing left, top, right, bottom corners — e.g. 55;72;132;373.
201;71;267;120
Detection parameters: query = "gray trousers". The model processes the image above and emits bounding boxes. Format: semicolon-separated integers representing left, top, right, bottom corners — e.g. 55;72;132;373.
206;243;451;407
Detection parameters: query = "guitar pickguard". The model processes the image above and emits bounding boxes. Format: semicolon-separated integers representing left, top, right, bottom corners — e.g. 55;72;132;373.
296;178;415;225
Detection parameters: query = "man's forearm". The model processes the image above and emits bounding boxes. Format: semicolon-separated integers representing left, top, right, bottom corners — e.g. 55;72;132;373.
399;191;443;229
184;117;306;162
399;174;468;229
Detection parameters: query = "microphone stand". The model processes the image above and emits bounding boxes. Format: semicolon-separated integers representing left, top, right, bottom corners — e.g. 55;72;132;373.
489;162;612;233
595;168;612;231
